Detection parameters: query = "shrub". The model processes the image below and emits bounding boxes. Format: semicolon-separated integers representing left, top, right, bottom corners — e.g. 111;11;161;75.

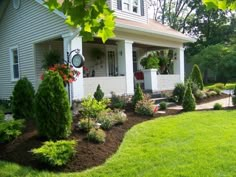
209;87;221;95
214;83;225;90
77;118;95;132
191;64;204;90
213;103;222;110
173;83;186;104
110;92;127;109
0;119;25;143
87;128;106;143
140;53;159;69
97;110;114;130
182;82;196;112
132;84;144;107
35;71;72;140
135;98;154;116
191;82;199;97
112;109;127;125
81;96;109;118
194;90;207;100
159;102;167;110
11;77;35;120
0;100;11;113
208;91;217;97
32;140;76;166
93;84;104;102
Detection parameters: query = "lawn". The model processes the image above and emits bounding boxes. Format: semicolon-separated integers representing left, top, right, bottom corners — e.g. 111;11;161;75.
1;110;236;177
205;82;236;90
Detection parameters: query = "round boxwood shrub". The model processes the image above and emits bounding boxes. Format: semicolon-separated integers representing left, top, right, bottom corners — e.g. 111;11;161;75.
173;83;185;104
35;71;72;140
132;83;144;107
159;101;167;110
93;84;104;102
182;82;196;112
11;77;35;119
77;118;95;132
191;64;204;90
213;103;222;110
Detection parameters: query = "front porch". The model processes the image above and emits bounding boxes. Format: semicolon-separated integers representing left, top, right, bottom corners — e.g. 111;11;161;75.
34;34;185;100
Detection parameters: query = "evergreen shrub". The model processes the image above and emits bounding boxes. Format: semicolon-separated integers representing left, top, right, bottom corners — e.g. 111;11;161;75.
93;84;104;102
173;83;185;104
11;77;35;119
32;140;76;166
35;71;72;139
132;84;144;107
191;64;204;90
87;128;106;143
182;82;196;112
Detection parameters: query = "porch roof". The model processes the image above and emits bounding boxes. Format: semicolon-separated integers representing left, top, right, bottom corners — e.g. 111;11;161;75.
115;18;196;43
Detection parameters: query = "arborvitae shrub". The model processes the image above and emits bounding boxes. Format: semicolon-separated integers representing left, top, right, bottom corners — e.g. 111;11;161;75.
182;82;196;112
132;83;144;107
35;71;72;140
173;83;186;104
11;77;35;119
191;64;204;90
93;84;104;102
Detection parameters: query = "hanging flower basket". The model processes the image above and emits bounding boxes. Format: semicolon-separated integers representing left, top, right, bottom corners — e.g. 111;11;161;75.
41;64;80;85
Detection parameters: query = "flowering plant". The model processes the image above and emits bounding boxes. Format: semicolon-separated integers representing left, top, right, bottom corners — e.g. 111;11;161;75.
41;64;80;84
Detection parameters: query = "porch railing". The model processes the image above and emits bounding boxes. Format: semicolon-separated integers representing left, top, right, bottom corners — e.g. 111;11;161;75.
84;76;126;97
157;74;181;91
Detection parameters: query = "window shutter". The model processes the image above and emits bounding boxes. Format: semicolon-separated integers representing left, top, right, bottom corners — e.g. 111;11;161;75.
140;0;144;16
117;0;122;10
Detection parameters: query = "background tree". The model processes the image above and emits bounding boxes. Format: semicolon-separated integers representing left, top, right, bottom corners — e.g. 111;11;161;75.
45;0;115;42
203;0;236;10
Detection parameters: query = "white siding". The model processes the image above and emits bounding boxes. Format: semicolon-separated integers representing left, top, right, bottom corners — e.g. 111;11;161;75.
157;74;181;91
84;76;127;97
112;0;148;24
0;0;71;99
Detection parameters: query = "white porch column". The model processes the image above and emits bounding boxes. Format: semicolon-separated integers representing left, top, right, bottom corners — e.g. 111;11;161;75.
117;40;134;95
71;36;84;100
174;47;185;83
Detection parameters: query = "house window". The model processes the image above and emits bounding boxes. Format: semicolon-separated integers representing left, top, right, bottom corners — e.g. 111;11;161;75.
10;46;20;81
122;0;140;14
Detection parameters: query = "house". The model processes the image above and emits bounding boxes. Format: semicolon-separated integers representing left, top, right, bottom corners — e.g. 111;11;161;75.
0;0;195;100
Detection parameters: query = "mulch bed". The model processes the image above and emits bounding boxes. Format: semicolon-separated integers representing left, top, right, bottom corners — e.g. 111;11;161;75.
0;94;233;173
196;93;229;104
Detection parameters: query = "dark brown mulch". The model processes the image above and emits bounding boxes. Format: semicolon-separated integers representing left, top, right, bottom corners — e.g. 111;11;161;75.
0;110;181;173
0;94;232;173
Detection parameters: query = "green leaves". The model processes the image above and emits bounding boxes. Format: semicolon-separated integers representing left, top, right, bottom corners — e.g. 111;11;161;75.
203;0;236;10
44;0;115;42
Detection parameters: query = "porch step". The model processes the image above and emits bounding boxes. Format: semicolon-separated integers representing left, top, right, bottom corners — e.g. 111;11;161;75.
151;97;167;104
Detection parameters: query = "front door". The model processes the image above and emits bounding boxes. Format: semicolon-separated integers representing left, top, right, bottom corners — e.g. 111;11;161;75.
107;48;118;76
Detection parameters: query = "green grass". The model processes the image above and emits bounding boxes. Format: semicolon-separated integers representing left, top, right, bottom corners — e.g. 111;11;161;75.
1;110;236;177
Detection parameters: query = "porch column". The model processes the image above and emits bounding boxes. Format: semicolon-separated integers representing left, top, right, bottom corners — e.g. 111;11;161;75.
63;34;84;100
71;36;84;100
117;40;134;95
174;47;185;83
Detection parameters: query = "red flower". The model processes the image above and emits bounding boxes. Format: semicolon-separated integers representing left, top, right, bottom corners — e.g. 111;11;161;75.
40;74;44;80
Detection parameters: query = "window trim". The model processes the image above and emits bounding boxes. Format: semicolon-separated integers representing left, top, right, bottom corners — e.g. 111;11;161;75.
9;46;20;82
122;0;141;15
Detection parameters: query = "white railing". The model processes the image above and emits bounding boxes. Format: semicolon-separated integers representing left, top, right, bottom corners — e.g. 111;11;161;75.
157;74;181;91
84;76;126;97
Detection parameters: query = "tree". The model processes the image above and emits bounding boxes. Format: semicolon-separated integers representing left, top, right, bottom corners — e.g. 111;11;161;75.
45;0;115;42
203;0;236;10
148;0;198;32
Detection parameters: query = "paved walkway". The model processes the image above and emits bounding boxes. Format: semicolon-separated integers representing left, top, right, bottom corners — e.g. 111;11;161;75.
169;97;233;110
